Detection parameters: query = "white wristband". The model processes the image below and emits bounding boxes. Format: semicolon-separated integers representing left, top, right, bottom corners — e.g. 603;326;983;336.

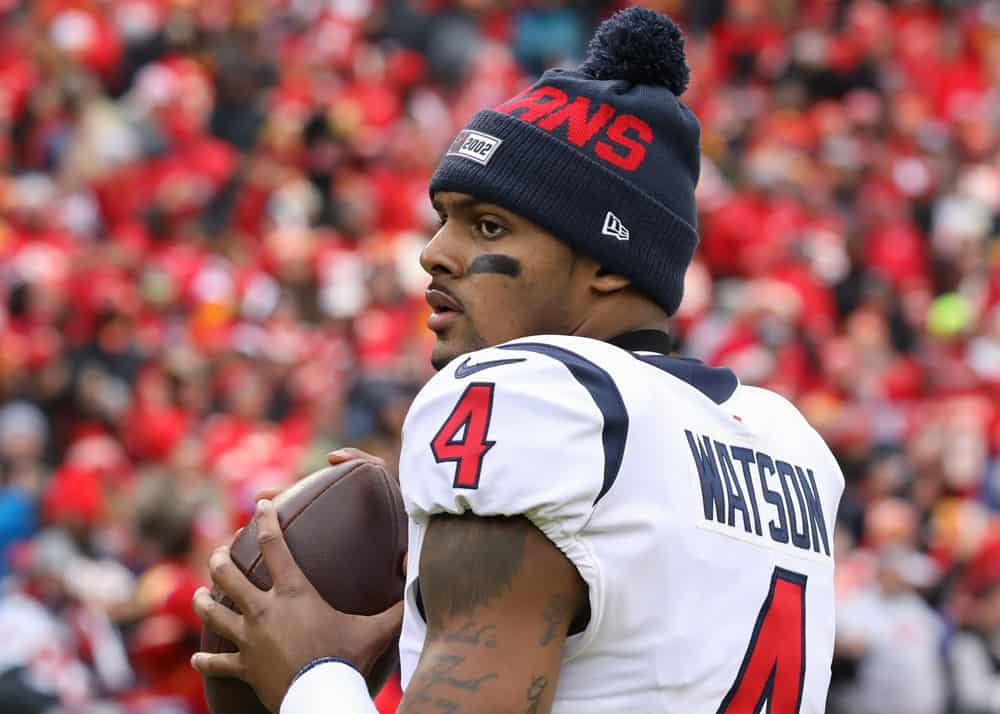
280;659;379;714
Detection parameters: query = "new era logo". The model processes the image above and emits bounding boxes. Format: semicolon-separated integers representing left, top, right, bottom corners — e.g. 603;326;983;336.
447;130;503;166
602;211;630;241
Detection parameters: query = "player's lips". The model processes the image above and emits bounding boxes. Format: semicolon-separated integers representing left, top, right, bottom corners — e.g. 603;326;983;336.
425;288;464;332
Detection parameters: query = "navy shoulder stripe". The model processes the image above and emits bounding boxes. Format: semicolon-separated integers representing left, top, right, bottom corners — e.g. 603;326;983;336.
497;342;628;505
635;354;738;405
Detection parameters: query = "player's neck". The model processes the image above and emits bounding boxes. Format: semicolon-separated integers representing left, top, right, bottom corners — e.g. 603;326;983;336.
567;298;669;344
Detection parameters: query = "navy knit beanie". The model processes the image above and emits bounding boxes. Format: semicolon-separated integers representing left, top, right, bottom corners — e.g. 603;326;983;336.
429;7;701;316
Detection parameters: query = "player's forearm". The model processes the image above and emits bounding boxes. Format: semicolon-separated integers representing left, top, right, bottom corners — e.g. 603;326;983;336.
280;660;379;714
397;676;554;714
396;649;500;714
392;514;576;714
396;640;557;714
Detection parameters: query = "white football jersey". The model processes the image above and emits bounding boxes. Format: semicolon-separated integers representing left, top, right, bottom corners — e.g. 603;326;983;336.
398;333;844;713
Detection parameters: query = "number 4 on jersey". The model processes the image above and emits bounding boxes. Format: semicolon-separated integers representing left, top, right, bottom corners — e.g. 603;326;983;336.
718;567;807;714
431;383;496;489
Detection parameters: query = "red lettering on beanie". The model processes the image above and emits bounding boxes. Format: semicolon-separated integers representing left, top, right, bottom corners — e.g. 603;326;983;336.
537;97;616;147
595;114;653;172
497;86;568;122
490;85;656;171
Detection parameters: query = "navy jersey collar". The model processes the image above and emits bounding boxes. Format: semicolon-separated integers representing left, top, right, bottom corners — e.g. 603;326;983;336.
608;329;674;354
607;330;739;405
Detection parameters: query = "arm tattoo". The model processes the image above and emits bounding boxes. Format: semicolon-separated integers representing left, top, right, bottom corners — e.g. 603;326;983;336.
404;652;498;713
421;513;527;620
424;654;498;691
402;515;570;714
539;594;574;646
525;675;548;714
443;621;497;648
401;617;502;713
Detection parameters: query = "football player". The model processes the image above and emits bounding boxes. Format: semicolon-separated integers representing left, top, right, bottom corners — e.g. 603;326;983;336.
193;8;844;714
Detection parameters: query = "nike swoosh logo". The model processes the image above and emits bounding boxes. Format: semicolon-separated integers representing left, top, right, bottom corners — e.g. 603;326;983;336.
454;357;526;378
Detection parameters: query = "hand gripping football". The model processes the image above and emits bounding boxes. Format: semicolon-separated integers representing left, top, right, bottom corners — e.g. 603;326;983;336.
200;459;408;714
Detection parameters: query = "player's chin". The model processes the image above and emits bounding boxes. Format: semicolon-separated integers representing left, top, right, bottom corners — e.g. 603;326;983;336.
430;331;480;371
430;338;462;371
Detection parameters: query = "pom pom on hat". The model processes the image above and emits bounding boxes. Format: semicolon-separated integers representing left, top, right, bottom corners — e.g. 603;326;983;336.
579;7;690;96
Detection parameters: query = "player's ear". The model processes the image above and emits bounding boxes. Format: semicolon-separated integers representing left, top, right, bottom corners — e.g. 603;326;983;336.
591;265;631;295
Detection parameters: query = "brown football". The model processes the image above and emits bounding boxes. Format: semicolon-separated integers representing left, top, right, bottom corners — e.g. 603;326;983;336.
200;459;407;714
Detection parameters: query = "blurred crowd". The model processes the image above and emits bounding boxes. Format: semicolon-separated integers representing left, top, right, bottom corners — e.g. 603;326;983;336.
0;0;997;712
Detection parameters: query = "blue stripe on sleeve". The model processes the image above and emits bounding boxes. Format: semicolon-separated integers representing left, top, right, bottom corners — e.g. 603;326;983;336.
498;342;629;505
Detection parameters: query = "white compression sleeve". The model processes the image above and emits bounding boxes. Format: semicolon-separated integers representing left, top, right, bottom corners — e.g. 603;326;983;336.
280;659;380;714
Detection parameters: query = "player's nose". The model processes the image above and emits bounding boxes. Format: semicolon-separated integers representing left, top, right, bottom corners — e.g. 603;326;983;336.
419;227;464;279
